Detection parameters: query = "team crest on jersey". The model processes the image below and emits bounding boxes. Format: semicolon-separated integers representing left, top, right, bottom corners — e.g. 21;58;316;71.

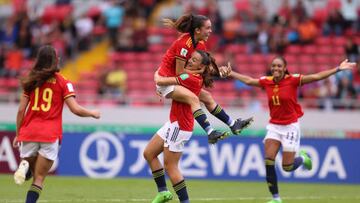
180;48;188;57
273;85;279;93
293;74;300;77
180;73;189;80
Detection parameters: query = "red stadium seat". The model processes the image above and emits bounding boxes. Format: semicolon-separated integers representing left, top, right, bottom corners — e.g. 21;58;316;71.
317;46;333;55
315;37;332;45
284;54;298;64
333;37;347;46
298;55;313;64
235;54;249;64
286;45;302;54
303;45;318;55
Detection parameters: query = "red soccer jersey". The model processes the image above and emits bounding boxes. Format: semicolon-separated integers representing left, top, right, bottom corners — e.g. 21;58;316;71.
170;73;203;131
259;74;304;125
158;33;207;77
18;73;75;142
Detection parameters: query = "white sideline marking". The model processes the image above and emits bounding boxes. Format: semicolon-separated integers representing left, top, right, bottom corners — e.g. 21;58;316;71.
2;196;360;202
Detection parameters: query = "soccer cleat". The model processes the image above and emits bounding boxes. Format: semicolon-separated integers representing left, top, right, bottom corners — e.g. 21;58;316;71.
230;117;254;135
267;199;282;203
208;130;230;144
14;160;29;185
151;191;173;203
300;150;312;170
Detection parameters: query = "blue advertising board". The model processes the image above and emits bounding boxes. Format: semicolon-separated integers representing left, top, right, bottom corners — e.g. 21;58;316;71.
58;132;360;183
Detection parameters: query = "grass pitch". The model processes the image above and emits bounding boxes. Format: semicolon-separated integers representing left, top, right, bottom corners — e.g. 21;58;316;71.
1;175;359;203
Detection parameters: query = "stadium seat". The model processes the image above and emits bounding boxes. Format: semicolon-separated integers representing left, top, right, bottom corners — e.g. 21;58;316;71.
299;55;313;64
317;46;333;55
286;45;302;54
303;45;318;55
333;37;347;46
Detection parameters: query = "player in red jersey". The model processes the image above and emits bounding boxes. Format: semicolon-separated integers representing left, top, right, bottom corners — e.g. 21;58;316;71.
12;45;100;203
224;56;356;203
145;50;217;203
156;14;253;143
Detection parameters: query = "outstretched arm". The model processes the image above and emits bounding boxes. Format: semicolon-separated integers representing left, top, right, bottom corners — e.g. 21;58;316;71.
221;62;261;87
230;71;261;87
65;97;100;118
301;59;356;85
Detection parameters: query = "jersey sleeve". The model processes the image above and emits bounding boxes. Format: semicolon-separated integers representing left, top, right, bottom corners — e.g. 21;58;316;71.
291;74;302;86
176;73;202;95
174;37;189;62
258;76;267;88
59;75;76;99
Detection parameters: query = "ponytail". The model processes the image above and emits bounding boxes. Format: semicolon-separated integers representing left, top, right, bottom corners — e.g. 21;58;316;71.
163;14;209;47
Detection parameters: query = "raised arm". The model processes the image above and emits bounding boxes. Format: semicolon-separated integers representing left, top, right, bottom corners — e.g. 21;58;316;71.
301;59;356;85
230;71;261;87
220;62;261;87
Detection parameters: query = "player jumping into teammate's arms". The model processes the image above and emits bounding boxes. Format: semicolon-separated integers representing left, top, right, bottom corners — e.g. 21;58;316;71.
156;13;253;144
221;56;356;203
144;50;218;203
12;45;100;203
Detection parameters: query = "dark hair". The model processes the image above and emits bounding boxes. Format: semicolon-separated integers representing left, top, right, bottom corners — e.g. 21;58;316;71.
196;50;218;88
21;45;59;92
163;14;209;47
272;55;290;75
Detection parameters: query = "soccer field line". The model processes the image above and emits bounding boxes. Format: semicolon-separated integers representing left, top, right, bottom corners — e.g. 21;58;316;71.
2;196;360;202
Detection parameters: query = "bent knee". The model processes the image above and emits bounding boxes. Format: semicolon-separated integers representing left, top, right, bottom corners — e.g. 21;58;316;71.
143;150;154;161
200;91;214;105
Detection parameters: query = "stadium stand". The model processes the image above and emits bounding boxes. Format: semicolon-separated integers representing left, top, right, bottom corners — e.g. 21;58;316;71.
0;0;359;109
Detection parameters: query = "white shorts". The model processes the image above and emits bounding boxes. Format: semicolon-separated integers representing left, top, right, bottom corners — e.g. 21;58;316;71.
20;139;60;161
157;121;192;152
264;122;301;152
156;85;175;98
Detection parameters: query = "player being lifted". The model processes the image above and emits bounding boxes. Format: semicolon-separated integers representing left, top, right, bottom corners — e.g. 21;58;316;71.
144;50;220;203
156;13;253;144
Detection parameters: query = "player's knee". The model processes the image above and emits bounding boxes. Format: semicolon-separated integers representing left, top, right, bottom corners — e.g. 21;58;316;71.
143;149;153;161
200;91;214;106
186;94;199;106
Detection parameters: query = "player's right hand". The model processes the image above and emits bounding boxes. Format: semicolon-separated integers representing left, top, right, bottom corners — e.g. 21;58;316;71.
12;136;19;148
92;110;101;119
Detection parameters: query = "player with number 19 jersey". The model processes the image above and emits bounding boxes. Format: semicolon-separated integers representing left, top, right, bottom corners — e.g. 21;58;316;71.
158;33;206;77
18;73;75;143
259;74;304;125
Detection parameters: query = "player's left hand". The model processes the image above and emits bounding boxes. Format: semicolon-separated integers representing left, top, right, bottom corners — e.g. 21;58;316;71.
339;59;357;71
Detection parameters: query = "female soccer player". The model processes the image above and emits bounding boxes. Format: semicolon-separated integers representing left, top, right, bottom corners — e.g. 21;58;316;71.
12;45;100;203
225;56;356;203
145;50;218;203
156;13;253;143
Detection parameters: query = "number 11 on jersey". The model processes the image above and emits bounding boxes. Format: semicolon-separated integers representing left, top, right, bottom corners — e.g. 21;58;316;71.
272;95;280;105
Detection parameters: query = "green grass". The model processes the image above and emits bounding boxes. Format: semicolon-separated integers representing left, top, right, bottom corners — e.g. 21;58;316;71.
1;175;360;203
